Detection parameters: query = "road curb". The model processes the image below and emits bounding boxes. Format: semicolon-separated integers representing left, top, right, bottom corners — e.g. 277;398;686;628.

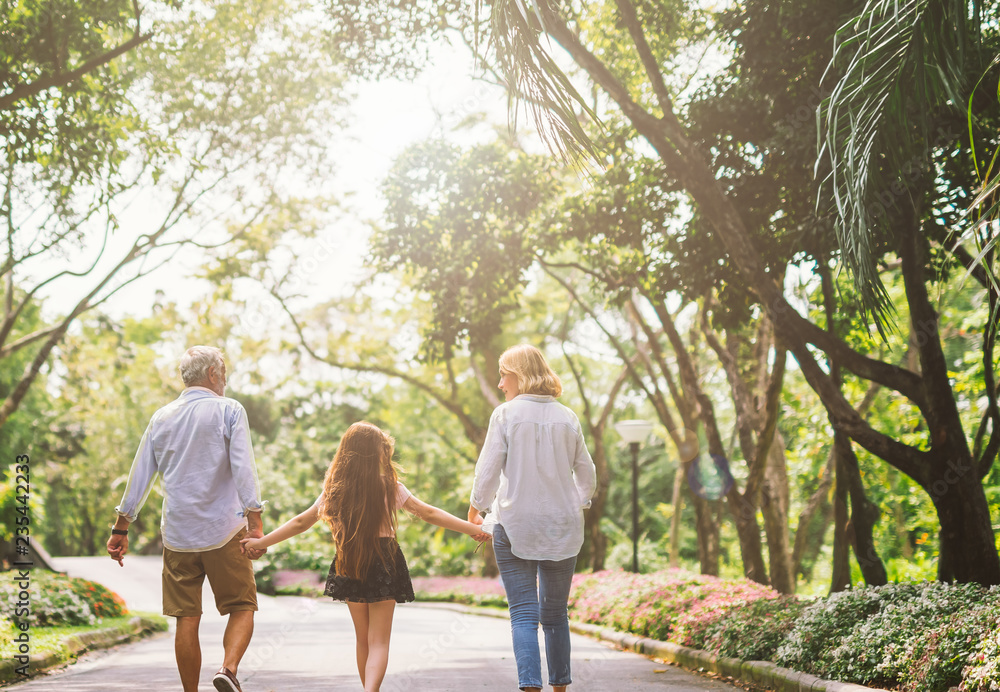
0;615;167;685
411;601;885;692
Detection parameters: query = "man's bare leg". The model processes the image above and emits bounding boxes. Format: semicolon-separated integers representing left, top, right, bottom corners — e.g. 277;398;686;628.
222;610;255;675
175;616;202;692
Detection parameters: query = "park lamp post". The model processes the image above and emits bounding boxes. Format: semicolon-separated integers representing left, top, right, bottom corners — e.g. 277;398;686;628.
614;419;654;573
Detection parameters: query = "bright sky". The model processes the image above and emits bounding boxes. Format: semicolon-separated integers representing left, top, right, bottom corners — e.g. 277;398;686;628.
36;40;509;322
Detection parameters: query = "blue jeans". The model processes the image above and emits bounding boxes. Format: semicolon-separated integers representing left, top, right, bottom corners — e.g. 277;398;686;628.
493;524;577;689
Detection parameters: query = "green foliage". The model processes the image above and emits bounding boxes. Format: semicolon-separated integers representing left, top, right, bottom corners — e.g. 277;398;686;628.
901;588;1000;692
252;533;332;596
776;584;910;674
0;571;126;627
0;0;156;183
702;596;805;662
375;138;561;359
776;582;994;688
962;619;1000;692
824;582;988;685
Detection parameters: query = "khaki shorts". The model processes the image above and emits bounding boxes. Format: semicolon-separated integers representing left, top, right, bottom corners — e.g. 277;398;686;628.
162;529;258;617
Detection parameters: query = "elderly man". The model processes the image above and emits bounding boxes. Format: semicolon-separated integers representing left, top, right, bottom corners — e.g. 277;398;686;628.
107;346;266;692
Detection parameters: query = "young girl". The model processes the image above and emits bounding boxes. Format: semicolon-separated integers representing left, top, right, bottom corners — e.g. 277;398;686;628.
241;421;487;692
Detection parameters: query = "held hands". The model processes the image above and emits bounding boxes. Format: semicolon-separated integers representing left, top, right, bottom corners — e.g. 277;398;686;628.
466;507;491;545
240;534;268;560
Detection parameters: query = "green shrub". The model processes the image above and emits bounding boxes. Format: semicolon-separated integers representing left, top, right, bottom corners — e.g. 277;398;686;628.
702;596;805;661
0;616;13;650
960;596;1000;692
824;582;987;686
899;589;1000;692
0;570;127;627
776;583;919;676
252;539;331;595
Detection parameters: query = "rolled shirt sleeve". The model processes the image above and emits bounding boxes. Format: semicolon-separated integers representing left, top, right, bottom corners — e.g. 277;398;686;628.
115;388;267;552
115;421;160;522
470;406;508;511
228;404;264;515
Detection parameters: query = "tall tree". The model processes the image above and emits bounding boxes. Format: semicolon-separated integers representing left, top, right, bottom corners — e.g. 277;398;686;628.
0;0;347;432
481;0;1000;584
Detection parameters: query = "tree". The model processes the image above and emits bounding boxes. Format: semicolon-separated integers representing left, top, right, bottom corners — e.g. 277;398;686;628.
0;0;348;433
482;0;1000;584
0;0;158;112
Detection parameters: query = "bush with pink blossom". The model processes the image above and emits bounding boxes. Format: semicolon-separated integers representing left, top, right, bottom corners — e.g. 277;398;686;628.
567;569;782;643
411;575;508;608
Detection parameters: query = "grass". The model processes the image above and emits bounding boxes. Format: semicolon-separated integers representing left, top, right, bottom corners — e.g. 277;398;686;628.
0;612;168;660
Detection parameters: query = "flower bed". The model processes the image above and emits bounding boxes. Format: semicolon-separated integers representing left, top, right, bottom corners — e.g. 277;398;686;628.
0;570;126;627
411;575;507;608
566;570;1000;692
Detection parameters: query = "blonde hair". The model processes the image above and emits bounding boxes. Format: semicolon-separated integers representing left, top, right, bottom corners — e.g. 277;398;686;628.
498;344;562;397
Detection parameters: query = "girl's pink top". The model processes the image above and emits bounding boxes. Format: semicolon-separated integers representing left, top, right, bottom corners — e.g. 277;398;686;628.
379;481;412;537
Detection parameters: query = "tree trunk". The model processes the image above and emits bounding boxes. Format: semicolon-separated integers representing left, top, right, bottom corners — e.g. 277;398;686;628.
929;444;999;583
726;486;769;585
760;436;795;594
689;462;720;576
669;461;684;568
841;440;888;585
830;433;852;592
582;442;611;571
896;212;1000;585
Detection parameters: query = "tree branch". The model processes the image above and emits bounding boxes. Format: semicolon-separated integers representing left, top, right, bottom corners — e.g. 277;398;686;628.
272;291;487;448
0;31;153;111
613;0;674;116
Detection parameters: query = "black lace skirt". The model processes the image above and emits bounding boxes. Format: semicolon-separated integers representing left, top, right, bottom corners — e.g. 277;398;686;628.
323;538;415;604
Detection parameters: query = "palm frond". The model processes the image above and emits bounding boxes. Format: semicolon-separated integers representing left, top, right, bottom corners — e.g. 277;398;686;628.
968;55;1000;242
484;0;601;163
817;0;974;335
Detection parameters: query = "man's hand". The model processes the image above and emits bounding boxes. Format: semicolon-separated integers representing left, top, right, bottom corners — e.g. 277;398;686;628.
241;534;268;560
107;534;128;567
242;515;267;560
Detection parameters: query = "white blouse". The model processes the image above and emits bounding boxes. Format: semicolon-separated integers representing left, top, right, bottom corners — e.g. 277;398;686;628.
470;394;596;561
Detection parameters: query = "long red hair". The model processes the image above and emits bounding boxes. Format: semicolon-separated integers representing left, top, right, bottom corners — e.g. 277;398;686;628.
318;422;400;580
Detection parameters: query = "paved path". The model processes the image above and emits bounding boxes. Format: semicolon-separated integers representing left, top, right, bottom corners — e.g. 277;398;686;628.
8;556;743;692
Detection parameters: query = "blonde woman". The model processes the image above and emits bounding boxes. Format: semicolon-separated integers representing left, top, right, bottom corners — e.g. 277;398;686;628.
469;344;597;692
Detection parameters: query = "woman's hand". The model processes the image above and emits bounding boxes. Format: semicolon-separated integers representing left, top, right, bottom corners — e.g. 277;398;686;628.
468;504;484;526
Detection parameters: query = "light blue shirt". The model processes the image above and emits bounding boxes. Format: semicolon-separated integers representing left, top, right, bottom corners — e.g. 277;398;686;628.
470;394;596;561
116;387;265;552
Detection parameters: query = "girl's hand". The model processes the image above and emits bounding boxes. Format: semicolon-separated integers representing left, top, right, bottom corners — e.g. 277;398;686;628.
240;536;267;559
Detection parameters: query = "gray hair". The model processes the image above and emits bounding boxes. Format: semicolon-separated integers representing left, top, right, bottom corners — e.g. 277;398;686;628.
179;346;224;386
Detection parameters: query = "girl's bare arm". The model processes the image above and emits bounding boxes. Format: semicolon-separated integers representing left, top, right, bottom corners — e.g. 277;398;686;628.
402;495;489;538
241;498;321;550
